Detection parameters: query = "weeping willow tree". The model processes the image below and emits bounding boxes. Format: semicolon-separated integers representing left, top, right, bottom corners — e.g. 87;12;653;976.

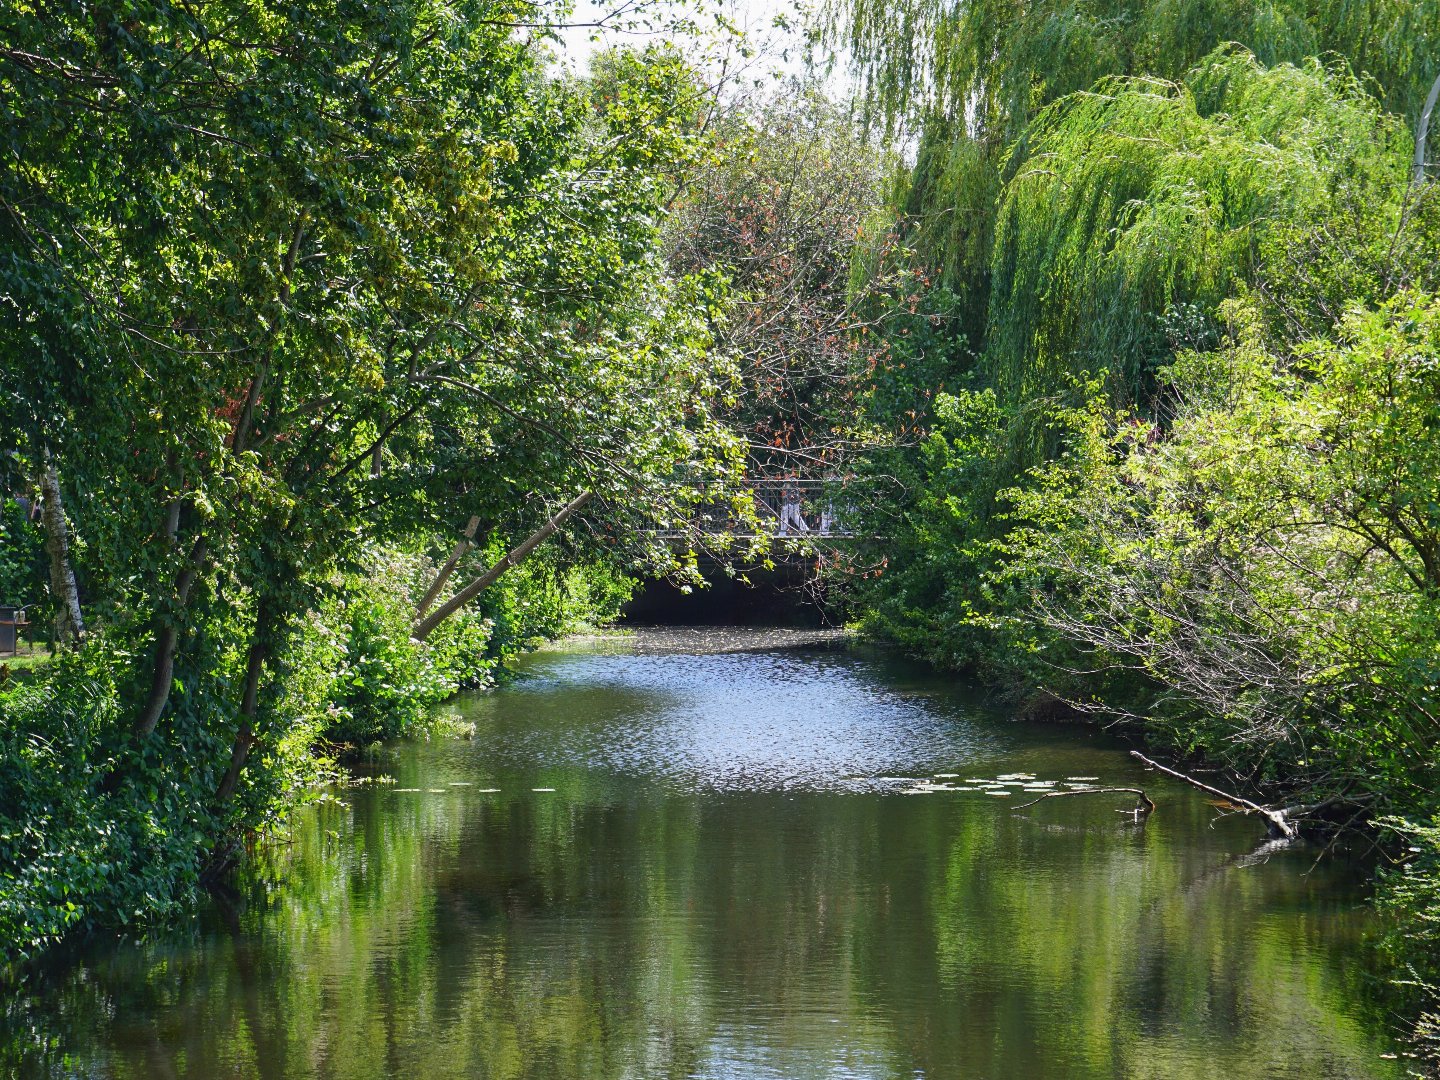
829;0;1439;134
985;48;1409;418
846;45;1425;654
830;0;1438;360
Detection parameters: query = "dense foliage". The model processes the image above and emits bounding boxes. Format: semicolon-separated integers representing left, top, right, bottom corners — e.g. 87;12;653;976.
820;0;1440;1060
4;0;1440;1063
666;88;891;473
0;2;737;961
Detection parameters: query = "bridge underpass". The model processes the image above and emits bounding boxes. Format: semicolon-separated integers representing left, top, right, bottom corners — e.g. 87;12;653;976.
624;477;868;627
620;564;839;627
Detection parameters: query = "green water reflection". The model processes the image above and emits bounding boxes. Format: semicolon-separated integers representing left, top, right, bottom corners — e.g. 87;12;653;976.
3;633;1403;1078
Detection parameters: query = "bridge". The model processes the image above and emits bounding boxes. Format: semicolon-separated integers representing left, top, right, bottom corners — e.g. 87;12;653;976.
643;478;868;548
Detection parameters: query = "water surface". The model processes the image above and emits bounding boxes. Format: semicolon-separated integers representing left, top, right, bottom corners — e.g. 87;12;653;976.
3;630;1403;1078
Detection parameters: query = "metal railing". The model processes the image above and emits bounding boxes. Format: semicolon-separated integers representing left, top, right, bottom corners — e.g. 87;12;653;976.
647;478;864;541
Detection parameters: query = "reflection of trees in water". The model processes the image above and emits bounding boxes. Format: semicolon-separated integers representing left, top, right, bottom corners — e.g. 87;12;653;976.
2;672;1402;1080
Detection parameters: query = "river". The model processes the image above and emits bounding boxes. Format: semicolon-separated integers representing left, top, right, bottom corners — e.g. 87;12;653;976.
3;629;1405;1078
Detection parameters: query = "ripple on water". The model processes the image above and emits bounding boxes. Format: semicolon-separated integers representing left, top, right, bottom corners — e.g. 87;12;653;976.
451;631;1002;794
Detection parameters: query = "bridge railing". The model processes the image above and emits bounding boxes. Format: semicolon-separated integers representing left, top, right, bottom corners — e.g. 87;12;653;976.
647;478;864;541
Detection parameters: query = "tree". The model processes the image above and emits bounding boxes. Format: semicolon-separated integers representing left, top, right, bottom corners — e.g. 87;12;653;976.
984;50;1405;424
820;0;1439;390
992;293;1440;803
666;86;892;477
0;3;738;817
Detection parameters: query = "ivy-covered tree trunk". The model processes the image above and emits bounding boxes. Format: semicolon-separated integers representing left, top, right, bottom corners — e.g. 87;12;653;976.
215;599;280;805
38;454;83;647
132;535;208;739
137;348;271;738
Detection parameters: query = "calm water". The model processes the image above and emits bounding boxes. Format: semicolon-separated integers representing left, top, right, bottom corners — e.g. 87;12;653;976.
3;630;1405;1079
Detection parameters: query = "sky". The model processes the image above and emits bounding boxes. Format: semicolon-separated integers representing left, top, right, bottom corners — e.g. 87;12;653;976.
551;0;849;94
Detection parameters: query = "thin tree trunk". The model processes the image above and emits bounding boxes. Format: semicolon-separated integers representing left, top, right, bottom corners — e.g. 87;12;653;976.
413;492;593;641
135;456;210;737
414;516;481;622
1413;69;1440;187
215;601;277;804
39;453;84;646
133;535;209;738
1130;750;1300;839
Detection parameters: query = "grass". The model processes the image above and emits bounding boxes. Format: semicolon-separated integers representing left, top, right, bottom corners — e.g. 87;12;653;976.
0;649;55;682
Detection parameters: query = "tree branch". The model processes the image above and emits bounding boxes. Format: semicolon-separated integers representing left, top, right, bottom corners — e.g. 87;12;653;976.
413;491;594;641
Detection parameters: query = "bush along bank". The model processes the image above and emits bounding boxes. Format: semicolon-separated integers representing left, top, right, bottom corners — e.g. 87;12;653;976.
853;296;1440;1068
837;49;1440;1068
0;544;633;966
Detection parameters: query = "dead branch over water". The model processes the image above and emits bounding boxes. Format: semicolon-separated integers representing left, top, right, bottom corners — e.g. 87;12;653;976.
1129;750;1370;840
1011;750;1372;841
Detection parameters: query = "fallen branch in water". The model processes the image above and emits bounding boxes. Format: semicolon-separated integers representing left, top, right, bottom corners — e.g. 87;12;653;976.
1129;749;1286;822
1128;750;1371;840
1012;787;1155;813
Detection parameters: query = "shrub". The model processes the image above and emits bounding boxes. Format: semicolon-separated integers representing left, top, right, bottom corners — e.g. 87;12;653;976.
0;648;206;961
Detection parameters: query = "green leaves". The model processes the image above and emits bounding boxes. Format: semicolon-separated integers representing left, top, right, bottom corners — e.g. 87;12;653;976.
987;49;1402;418
0;0;740;951
827;0;1439;134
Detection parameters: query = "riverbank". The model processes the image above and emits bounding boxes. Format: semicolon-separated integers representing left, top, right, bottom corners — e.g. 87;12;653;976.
0;547;636;969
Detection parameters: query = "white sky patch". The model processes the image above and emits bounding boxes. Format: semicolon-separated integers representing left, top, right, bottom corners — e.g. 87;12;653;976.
548;0;852;98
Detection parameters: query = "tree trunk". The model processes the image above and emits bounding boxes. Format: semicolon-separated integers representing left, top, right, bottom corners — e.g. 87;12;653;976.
39;453;84;646
215;601;277;804
413;492;593;641
133;536;209;738
414;516;481;622
1413;70;1440;187
1130;750;1300;839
